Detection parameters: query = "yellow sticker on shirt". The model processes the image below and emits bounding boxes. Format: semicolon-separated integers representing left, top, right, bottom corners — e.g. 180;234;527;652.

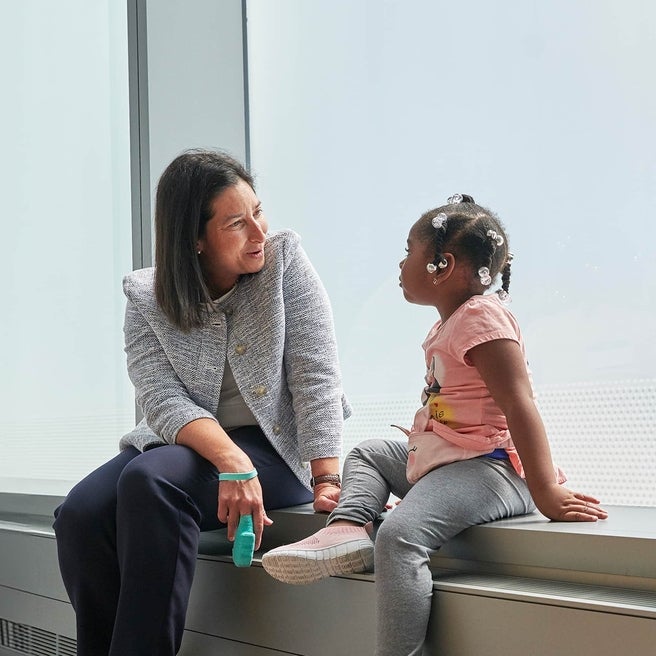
428;394;454;426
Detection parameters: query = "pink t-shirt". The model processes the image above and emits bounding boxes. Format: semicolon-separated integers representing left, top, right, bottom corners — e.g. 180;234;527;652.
406;294;566;484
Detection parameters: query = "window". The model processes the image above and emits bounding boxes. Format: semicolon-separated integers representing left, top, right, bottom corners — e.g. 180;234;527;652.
246;0;656;506
0;2;133;494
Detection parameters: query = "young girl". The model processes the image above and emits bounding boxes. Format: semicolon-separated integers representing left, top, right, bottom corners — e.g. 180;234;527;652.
262;194;608;656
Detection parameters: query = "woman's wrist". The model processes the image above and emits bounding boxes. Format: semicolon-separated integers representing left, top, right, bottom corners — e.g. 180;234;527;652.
177;418;254;472
219;469;258;481
310;473;341;488
309;457;340;485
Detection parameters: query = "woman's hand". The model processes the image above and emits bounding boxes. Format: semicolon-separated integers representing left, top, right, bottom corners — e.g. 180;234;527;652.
313;483;341;513
176;418;274;548
309;457;341;513
218;476;273;549
532;483;608;522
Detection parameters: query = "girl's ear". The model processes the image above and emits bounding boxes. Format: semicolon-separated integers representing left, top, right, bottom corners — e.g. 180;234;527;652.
434;252;456;283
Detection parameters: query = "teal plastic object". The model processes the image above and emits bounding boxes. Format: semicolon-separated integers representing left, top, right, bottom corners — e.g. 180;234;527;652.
233;514;255;567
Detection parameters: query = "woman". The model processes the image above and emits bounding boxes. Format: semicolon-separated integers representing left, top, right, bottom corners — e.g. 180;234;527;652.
54;149;349;656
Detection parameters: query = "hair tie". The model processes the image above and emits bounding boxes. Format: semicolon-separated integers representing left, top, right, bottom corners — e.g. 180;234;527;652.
486;229;504;246
432;212;447;229
478;267;492;286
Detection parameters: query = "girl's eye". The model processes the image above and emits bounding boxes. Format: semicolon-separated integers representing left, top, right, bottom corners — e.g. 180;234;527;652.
254;206;263;217
228;219;244;230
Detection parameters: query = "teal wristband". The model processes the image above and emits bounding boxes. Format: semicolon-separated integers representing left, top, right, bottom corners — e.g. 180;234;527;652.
218;469;258;481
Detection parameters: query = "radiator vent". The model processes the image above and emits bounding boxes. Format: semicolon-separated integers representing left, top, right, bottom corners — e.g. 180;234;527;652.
0;619;76;656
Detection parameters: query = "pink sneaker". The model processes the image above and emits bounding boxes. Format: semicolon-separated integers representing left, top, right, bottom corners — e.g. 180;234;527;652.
261;525;374;585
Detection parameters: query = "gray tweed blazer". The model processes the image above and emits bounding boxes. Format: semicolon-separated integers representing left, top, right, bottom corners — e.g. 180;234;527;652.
119;230;350;487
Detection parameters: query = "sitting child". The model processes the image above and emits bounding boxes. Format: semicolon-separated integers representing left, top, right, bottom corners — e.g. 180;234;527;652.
262;193;607;656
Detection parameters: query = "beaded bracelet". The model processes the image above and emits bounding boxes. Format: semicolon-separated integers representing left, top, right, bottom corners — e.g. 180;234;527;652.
218;469;258;481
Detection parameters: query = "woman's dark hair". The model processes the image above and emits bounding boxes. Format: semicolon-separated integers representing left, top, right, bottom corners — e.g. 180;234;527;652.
417;194;512;297
154;149;255;331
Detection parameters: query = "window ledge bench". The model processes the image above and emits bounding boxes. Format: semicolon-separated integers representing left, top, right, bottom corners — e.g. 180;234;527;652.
0;497;654;656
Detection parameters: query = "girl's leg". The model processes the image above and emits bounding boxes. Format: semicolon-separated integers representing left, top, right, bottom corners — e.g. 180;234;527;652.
373;457;534;656
53;447;140;656
328;438;413;525
262;439;411;584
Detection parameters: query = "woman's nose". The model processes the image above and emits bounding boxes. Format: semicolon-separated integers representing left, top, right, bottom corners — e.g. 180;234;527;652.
249;219;266;241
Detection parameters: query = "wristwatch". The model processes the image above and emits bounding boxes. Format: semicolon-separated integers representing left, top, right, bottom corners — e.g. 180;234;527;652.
310;474;341;488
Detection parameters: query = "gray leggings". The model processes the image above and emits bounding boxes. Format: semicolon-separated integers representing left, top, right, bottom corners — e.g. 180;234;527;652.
328;438;535;656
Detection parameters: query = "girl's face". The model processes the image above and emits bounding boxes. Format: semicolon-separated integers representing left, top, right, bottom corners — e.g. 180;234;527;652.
197;178;269;297
399;225;437;306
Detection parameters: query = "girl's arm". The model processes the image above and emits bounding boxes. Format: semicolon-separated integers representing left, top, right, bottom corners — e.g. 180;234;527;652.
468;339;607;522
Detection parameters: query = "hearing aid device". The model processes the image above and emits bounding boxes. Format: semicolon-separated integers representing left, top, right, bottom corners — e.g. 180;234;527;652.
233;514;255;567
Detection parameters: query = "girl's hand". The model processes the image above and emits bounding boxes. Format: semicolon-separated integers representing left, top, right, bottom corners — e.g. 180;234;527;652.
533;483;608;522
313;483;341;513
217;477;273;550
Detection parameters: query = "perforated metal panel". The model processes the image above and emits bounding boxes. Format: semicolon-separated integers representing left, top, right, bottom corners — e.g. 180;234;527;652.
536;380;656;506
343;379;656;506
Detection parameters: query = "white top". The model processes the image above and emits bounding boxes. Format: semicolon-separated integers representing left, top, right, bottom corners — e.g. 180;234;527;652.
216;358;258;430
209;289;258;430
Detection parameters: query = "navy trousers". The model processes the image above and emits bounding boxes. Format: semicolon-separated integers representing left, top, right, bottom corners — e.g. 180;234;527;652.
53;427;312;656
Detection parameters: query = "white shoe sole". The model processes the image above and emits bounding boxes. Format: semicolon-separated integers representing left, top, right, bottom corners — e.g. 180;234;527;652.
262;538;374;585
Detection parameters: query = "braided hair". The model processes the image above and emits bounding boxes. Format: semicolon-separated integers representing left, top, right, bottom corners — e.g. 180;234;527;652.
418;194;512;298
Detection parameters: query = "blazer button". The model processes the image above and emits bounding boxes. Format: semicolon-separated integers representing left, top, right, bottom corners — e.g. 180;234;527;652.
272;424;281;435
235;344;247;355
253;385;267;397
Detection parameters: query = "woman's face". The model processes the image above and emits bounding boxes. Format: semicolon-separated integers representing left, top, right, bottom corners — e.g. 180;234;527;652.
197;178;268;297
